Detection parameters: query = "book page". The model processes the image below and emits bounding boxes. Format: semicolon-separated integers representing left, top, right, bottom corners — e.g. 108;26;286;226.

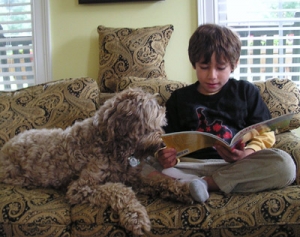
161;131;230;157
230;113;294;147
161;113;294;157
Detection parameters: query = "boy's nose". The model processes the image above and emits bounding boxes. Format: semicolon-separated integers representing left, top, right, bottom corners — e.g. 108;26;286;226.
208;68;217;78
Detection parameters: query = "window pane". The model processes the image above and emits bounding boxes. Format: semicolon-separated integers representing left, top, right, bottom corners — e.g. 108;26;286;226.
0;0;34;91
216;0;300;85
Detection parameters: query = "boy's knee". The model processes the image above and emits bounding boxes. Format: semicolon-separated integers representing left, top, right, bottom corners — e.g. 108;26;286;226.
270;148;296;185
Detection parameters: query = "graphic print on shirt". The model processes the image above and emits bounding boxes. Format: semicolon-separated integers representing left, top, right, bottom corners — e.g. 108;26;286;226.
196;107;233;142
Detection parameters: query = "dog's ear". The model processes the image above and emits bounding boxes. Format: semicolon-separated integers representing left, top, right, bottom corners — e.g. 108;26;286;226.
93;88;166;142
106;89;148;138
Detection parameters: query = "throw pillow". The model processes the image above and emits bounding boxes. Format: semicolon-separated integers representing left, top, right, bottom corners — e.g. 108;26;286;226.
117;76;188;106
0;77;100;148
97;24;174;93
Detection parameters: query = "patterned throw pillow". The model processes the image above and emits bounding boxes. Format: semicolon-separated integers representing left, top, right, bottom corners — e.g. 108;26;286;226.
117;76;188;106
0;77;100;148
97;25;174;93
254;78;300;132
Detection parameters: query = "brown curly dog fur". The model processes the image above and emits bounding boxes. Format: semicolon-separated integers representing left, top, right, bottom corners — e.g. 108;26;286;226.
0;88;193;236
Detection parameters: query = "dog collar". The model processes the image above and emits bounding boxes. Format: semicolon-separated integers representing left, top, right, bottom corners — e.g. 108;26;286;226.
128;155;140;167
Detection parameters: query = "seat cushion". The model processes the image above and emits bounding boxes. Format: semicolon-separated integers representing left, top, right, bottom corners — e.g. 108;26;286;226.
70;185;300;236
0;184;71;236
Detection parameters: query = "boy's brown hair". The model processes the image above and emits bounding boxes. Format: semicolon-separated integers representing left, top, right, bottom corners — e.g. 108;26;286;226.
188;24;241;70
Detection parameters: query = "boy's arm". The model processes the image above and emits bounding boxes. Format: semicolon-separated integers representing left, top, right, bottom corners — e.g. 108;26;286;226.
245;131;275;151
216;131;275;163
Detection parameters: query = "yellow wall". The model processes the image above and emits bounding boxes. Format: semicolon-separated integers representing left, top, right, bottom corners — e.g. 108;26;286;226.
49;0;198;84
49;1;300;137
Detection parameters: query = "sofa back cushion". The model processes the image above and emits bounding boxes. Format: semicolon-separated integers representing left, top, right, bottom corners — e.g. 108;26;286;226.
254;78;300;132
97;25;174;93
0;77;99;148
117;76;188;106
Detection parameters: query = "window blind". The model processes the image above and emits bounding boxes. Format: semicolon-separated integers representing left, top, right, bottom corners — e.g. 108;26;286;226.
0;0;34;91
215;0;300;85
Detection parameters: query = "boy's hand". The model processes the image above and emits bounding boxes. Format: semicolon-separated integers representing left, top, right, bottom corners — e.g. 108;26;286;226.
156;147;178;168
215;142;254;163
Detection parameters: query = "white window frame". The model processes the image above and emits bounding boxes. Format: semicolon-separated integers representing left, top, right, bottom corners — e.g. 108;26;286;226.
197;0;216;25
32;0;51;84
0;0;51;90
197;0;300;84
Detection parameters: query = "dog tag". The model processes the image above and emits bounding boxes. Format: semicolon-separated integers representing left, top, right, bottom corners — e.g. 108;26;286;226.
128;156;140;167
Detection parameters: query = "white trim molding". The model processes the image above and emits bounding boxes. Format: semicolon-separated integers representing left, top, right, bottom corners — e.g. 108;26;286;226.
197;0;217;25
32;0;52;83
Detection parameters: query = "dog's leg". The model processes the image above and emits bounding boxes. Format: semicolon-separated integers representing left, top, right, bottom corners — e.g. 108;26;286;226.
134;173;195;204
67;180;151;236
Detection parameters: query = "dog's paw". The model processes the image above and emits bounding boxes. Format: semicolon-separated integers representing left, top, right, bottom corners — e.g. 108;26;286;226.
176;194;195;204
161;182;195;204
120;204;151;235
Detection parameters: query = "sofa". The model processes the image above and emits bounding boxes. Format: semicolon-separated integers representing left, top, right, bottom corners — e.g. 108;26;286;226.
0;76;300;237
1;24;300;237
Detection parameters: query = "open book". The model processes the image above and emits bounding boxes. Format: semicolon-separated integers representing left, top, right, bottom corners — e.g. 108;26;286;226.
161;113;295;158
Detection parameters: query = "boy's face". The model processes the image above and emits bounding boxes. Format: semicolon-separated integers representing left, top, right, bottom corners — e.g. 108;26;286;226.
194;52;234;95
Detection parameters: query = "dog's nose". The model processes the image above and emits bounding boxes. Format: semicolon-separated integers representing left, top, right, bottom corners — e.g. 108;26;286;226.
158;138;166;149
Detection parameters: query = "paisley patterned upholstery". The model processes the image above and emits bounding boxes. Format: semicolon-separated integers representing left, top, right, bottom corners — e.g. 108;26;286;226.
117;76;188;106
0;77;100;149
97;25;174;93
1;77;300;236
70;186;300;236
254;78;300;133
274;132;300;184
0;184;71;237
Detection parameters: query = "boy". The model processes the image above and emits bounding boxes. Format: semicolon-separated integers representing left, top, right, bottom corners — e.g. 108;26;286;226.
155;24;296;202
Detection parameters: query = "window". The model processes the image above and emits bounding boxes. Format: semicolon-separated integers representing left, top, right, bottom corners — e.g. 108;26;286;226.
0;0;50;91
197;0;300;85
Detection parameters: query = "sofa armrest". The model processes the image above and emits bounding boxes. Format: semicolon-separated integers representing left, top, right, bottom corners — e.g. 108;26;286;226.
274;131;300;184
0;77;99;149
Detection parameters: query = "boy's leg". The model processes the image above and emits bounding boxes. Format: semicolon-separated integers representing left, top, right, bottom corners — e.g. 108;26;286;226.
162;158;228;180
162;167;210;202
162;159;228;202
212;148;296;193
161;149;295;201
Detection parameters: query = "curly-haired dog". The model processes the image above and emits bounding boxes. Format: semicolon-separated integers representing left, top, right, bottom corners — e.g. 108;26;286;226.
0;88;193;235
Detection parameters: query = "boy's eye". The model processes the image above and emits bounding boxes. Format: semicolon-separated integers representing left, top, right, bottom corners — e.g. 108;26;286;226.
198;63;209;69
200;66;226;70
217;67;226;70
